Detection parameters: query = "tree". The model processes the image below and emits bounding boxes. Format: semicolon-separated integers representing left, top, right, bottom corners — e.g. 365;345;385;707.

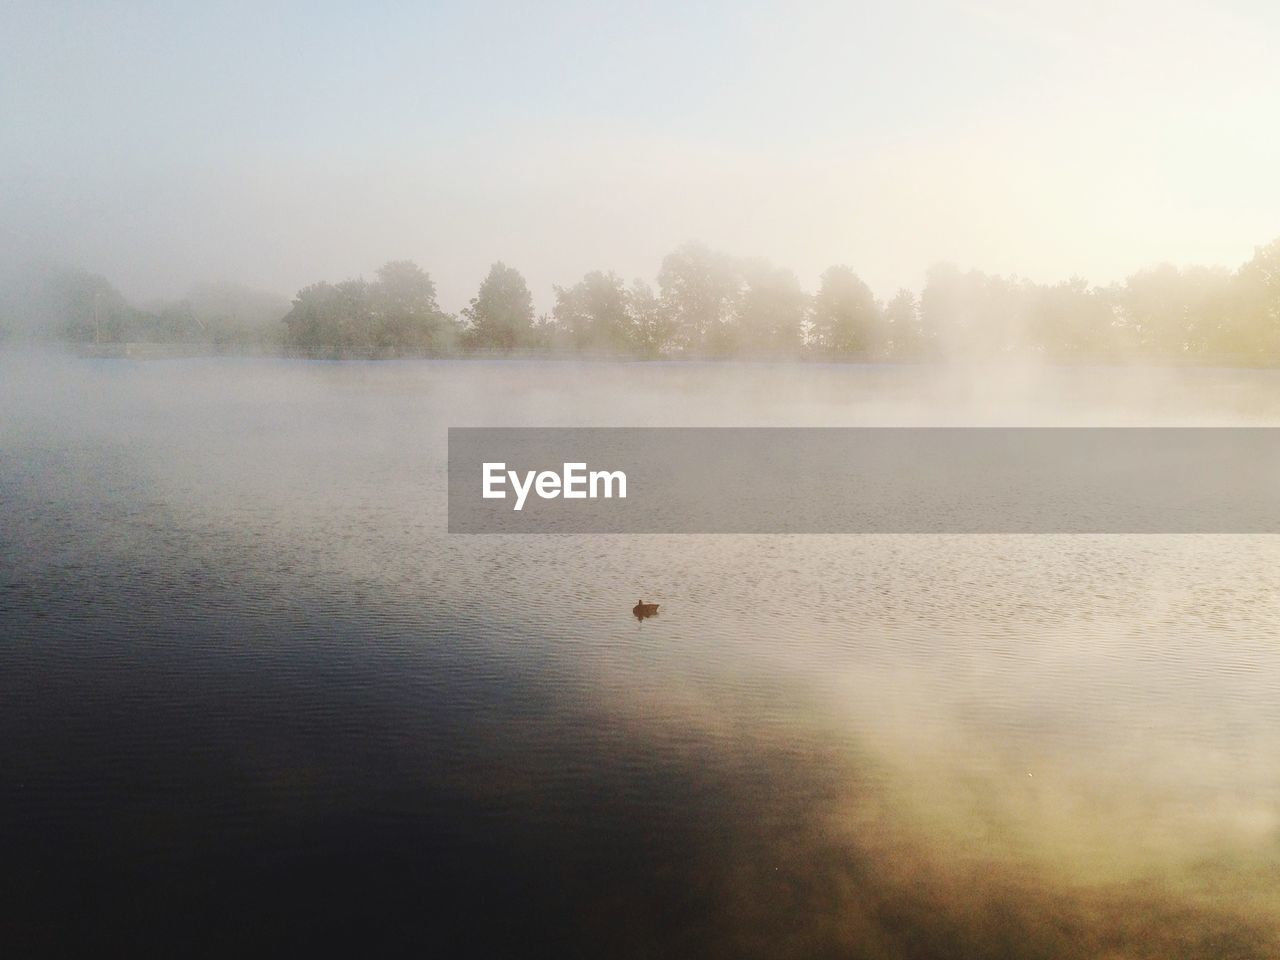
656;242;741;355
735;259;806;356
627;280;673;358
920;264;1033;358
282;282;334;354
23;265;141;342
1118;263;1234;361
148;299;202;343
883;288;930;359
371;260;456;355
281;279;372;357
1238;237;1280;323
1026;277;1117;361
281;262;455;357
1230;238;1280;364
552;271;634;353
810;265;880;356
528;311;567;351
462;262;535;351
180;281;290;349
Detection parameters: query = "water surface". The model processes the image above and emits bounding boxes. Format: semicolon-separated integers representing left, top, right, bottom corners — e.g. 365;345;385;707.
4;354;1280;956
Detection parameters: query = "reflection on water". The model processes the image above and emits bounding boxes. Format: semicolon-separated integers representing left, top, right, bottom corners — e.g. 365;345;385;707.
3;353;1280;955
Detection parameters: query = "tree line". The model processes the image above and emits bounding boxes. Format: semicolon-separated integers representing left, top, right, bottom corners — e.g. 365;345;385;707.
5;238;1280;365
0;264;289;351
277;238;1280;365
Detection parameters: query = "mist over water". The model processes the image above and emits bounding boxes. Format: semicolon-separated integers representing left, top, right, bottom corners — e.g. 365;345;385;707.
5;353;1280;956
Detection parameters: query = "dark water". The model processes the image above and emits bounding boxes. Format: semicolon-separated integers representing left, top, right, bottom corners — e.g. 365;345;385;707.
4;353;1280;956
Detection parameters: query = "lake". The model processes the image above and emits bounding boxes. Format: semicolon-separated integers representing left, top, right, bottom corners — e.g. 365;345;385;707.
4;352;1280;956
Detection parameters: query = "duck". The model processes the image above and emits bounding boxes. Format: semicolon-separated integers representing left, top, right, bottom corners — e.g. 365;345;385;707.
632;600;660;620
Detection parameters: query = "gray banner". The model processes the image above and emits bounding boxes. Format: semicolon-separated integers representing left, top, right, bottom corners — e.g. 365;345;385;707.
447;428;1280;533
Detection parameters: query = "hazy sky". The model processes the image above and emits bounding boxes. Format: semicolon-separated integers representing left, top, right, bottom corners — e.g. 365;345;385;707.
3;0;1279;312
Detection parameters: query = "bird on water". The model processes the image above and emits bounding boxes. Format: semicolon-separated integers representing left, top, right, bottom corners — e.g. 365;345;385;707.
633;600;660;621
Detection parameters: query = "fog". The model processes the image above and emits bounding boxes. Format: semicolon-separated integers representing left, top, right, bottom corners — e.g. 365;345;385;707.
6;354;1280;954
4;0;1280;311
7;0;1280;953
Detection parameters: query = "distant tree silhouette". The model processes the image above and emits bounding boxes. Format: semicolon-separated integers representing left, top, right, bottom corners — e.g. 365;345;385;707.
1239;238;1280;323
370;260;456;355
282;262;454;357
462;262;535;351
177;282;290;349
553;271;634;353
657;242;741;355
811;265;880;357
1027;277;1117;360
147;299;202;343
627;279;673;358
281;279;371;357
18;266;143;342
1117;264;1236;360
9;235;1280;365
735;259;806;356
920;264;1035;359
883;288;929;359
1216;239;1280;364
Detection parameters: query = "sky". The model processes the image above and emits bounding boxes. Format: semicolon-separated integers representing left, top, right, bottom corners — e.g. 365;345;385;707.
3;0;1279;313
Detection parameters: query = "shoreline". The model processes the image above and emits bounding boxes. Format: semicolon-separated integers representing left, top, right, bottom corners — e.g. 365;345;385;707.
4;341;1279;373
